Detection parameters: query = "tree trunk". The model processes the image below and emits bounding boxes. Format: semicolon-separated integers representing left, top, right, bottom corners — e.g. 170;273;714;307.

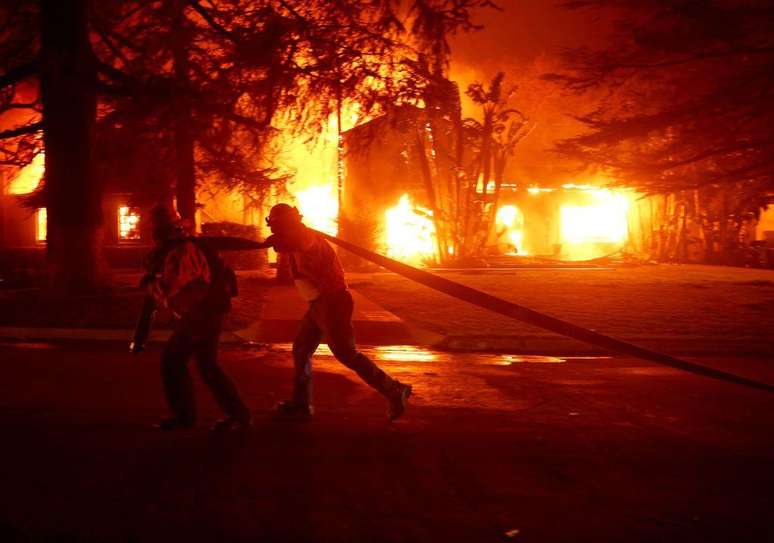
674;200;688;262
40;0;103;293
425;117;450;261
719;189;729;264
450;87;465;257
414;129;444;263
172;0;196;224
479;150;505;253
658;193;670;260
336;83;344;223
637;199;647;256
461;158;481;257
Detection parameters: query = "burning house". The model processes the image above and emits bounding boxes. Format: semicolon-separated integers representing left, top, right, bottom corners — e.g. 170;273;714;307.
0;155;153;269
339;106;637;265
0;154;262;270
339;106;433;265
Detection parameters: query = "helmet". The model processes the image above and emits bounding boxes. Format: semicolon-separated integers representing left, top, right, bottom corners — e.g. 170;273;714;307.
266;203;302;226
151;204;179;227
151;204;184;241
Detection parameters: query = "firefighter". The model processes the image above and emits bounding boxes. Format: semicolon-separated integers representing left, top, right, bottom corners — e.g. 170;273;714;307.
259;203;412;420
143;205;251;431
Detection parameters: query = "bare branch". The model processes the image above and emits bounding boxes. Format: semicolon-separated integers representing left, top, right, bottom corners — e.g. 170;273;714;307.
0;60;38;88
0;121;43;140
185;0;238;43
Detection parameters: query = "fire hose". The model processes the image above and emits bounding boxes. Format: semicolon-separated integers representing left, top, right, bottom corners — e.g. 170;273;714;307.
315;230;774;394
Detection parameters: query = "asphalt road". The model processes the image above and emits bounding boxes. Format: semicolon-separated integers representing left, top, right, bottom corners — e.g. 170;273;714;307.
0;341;772;542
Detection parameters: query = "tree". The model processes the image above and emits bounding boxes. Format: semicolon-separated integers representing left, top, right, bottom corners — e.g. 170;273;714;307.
41;0;102;291
464;72;531;253
546;0;774;263
93;0;412;224
0;0;103;292
547;0;774;194
91;0;288;224
368;0;499;262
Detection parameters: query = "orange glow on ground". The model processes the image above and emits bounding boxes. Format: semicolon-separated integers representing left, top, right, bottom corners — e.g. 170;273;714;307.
373;345;438;362
385;193;437;266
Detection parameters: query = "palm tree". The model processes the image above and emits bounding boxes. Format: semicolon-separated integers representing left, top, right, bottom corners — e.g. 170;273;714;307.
464;72;531;252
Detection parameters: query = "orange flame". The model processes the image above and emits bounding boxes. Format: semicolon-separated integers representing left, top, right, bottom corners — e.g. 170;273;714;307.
6;154;43;195
560;187;631;258
118;206;141;241
295;184;339;236
384;193;437;265
495;205;528;255
36;208;47;242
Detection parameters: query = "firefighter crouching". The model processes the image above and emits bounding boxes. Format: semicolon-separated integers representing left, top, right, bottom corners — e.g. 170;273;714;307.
260;203;413;421
143;205;251;431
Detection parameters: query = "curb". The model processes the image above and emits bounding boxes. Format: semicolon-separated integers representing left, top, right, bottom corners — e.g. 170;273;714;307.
0;327;244;344
437;335;774;356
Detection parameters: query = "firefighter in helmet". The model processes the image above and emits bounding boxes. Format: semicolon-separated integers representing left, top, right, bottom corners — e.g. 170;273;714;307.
260;203;412;420
144;205;251;431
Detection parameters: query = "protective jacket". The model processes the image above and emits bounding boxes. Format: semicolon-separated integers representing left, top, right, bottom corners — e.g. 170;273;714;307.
267;227;347;301
148;237;236;317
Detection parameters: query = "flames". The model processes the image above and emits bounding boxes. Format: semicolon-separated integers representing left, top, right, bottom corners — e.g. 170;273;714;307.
377;187;631;265
36;208;47;242
495;205;527;255
294;184;339;236
560;187;631;259
6;154;43;195
384;193;437;265
118;206;142;240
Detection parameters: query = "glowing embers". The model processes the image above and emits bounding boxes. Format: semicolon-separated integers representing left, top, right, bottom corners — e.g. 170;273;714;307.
118;206;141;241
385;193;437;266
560;188;631;258
295;185;338;236
36;208;47;242
495;205;527;255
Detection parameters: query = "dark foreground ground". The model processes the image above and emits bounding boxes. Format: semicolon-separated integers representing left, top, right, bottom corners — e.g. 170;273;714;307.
0;342;772;543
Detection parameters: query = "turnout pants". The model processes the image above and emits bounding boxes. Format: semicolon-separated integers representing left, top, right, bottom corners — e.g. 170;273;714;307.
292;289;399;407
161;313;249;423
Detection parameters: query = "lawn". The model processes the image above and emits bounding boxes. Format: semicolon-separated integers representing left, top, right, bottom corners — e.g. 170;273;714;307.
351;264;774;354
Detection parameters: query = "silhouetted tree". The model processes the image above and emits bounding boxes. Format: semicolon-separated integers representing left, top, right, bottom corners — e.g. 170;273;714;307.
547;0;774;263
547;0;774;194
93;0;414;223
0;0;104;292
369;0;498;262
464;72;531;252
92;0;289;223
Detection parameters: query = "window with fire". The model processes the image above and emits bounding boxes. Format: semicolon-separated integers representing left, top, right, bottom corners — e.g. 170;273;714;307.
118;206;141;241
36;208;46;243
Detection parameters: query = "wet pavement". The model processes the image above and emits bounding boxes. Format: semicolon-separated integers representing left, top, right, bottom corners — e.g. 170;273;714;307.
0;341;772;542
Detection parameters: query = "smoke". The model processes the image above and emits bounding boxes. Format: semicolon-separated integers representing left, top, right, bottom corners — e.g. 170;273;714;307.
448;0;614;186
